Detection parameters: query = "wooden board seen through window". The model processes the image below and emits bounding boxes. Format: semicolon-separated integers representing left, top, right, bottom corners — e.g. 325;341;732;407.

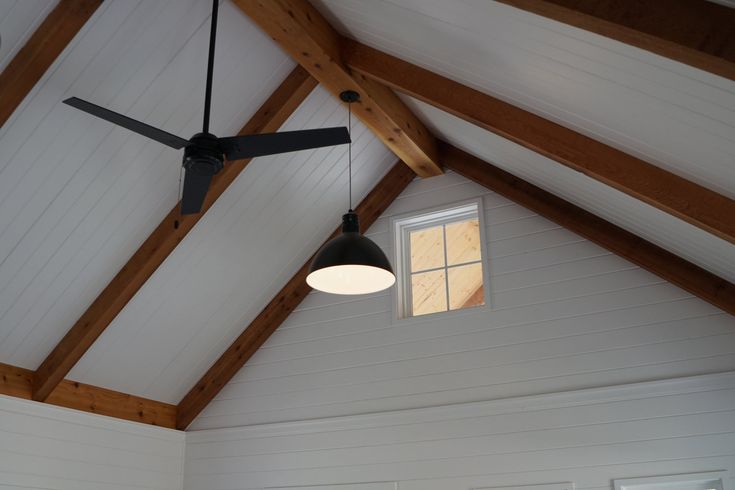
406;212;485;317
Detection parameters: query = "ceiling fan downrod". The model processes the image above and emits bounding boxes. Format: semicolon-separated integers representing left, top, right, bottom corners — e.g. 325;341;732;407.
202;0;219;135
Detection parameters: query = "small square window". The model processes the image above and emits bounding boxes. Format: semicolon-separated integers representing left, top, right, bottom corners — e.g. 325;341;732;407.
393;199;488;319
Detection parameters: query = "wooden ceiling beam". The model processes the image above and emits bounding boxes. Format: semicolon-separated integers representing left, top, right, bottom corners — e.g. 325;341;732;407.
496;0;735;82
343;40;735;246
32;66;318;402
176;161;416;429
0;362;177;428
0;0;102;128
441;142;735;316
233;0;443;178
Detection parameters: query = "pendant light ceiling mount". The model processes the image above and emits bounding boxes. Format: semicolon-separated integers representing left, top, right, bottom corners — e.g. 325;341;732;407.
306;90;396;295
340;90;360;104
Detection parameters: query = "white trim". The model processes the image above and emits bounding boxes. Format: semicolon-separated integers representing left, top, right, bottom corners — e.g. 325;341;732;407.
473;483;573;490
266;482;398;490
186;370;735;441
390;197;492;321
614;471;731;490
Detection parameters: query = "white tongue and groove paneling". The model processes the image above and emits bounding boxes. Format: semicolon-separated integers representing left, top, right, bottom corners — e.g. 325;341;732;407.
0;394;184;490
0;0;295;369
68;85;396;404
190;170;735;430
403;96;735;284
312;0;735;292
184;372;735;490
0;0;58;74
313;0;735;198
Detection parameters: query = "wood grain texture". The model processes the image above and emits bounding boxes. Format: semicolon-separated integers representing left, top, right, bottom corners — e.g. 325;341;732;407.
176;161;416;429
0;362;34;399
343;40;735;246
0;0;102;128
0;362;177;428
233;0;442;178
32;66;318;402
440;141;735;317
496;0;735;81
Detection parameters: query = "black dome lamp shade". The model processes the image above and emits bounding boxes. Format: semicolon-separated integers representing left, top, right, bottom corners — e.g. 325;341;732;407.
306;91;396;295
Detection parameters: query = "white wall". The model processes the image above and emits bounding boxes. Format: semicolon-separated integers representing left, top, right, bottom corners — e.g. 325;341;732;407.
0;395;185;490
191;171;735;429
184;371;735;490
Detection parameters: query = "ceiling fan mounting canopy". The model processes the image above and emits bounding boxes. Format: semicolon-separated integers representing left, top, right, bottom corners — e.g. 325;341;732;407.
184;133;224;177
61;0;350;215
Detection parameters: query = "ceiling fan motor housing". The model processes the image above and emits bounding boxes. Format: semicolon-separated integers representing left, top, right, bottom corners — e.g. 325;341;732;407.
183;132;224;176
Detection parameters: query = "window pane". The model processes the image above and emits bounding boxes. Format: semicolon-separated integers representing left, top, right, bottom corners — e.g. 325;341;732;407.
445;218;481;266
448;263;484;310
410;225;444;272
411;269;447;316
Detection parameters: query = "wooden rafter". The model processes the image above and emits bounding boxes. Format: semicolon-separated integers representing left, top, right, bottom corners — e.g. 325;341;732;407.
32;66;318;402
0;362;176;428
12;0;734;430
342;40;735;246
496;0;735;82
440;142;735;316
0;0;102;128
233;0;443;178
176;161;416;429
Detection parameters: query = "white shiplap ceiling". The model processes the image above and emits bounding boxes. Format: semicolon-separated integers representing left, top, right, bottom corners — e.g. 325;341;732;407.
0;0;294;368
312;0;735;281
314;0;735;198
0;0;732;406
401;95;735;284
0;0;396;395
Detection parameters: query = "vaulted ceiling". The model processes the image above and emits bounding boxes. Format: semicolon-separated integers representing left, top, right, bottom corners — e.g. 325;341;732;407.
0;0;733;430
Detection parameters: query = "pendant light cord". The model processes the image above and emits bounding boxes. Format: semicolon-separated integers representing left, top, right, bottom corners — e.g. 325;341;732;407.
348;100;353;212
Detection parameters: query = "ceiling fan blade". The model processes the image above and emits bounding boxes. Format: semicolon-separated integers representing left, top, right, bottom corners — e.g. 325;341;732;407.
181;170;213;215
219;127;350;160
63;97;190;149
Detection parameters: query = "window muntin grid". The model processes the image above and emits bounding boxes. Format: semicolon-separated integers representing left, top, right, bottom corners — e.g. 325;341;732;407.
396;202;486;318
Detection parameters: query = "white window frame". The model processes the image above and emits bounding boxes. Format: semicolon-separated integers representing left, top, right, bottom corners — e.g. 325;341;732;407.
472;483;573;490
614;472;731;490
391;197;491;321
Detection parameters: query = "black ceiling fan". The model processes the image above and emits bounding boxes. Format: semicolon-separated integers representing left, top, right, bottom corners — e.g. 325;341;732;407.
63;0;350;215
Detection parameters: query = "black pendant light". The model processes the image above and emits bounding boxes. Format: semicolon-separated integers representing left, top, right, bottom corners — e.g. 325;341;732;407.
306;91;396;295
